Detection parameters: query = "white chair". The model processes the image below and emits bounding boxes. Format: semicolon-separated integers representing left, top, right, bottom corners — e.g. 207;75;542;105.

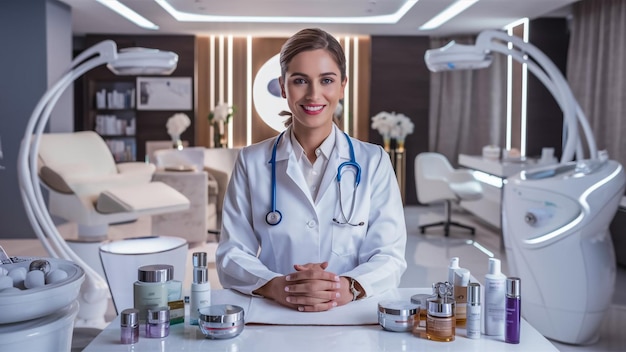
38;132;190;237
415;152;483;236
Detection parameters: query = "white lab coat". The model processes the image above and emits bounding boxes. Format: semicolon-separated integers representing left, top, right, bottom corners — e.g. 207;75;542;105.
216;124;407;298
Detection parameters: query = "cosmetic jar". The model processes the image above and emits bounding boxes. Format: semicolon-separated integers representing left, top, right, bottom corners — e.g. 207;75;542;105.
198;304;245;339
145;306;170;338
411;293;432;327
377;300;420;332
120;308;139;344
133;265;171;323
426;297;456;342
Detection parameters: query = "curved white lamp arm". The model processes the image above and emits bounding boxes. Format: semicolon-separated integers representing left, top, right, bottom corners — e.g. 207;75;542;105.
425;29;598;163
18;41;118;283
484;39;595;162
475;30;597;161
17;40;177;326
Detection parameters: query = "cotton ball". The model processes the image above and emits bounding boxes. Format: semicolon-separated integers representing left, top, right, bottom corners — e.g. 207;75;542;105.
45;269;68;284
8;267;27;286
24;270;45;289
0;286;21;294
0;275;13;290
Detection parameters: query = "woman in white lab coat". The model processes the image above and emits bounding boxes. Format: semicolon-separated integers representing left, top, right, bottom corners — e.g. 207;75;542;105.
216;28;407;312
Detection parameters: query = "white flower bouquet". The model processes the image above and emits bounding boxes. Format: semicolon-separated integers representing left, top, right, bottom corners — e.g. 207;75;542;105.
208;103;235;148
371;111;414;151
166;113;191;140
208;103;235;123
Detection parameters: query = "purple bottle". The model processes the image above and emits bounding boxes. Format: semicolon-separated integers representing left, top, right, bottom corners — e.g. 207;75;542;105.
505;277;521;344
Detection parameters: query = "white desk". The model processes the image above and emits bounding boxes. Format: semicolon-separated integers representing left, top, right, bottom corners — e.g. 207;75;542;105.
84;288;558;351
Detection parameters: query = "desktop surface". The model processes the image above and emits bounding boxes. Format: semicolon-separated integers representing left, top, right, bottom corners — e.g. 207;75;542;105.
84;288;558;351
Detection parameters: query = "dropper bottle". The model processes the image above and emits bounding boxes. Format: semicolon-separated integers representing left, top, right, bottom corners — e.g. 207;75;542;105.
189;252;211;325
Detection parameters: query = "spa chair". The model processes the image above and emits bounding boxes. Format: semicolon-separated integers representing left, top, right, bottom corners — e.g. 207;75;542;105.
415;152;483;236
38;131;190;240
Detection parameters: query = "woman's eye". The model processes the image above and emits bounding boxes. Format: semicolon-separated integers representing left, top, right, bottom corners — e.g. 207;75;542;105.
293;78;307;85
321;78;334;85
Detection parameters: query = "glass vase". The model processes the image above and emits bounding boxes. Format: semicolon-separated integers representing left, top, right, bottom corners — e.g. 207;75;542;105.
172;135;183;150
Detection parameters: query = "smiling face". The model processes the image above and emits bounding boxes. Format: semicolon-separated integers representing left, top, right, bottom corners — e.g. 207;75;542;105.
279;49;347;135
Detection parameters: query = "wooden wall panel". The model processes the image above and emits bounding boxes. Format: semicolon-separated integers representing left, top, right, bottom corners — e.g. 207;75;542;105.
196;37;210;148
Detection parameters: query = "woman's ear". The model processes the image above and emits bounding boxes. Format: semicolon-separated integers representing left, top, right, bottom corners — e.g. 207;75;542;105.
279;76;286;98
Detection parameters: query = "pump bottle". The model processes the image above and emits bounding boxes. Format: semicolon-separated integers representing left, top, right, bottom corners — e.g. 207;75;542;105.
484;258;507;336
189;252;211;325
448;257;470;326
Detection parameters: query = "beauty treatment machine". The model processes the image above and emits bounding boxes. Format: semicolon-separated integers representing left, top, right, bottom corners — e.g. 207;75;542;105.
425;30;626;344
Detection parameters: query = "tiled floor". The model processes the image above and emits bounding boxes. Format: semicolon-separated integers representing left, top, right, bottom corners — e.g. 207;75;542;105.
2;204;626;351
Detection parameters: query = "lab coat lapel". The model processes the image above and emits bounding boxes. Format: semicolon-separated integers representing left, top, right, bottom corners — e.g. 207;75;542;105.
274;129;315;205
317;126;351;204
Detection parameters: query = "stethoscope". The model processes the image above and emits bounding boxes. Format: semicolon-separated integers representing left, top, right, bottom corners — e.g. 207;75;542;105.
266;131;364;226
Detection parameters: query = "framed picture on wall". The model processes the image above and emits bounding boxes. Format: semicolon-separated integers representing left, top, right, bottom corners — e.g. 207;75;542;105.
136;77;192;110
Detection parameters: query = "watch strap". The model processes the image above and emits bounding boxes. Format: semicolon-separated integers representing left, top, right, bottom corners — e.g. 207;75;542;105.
349;277;362;301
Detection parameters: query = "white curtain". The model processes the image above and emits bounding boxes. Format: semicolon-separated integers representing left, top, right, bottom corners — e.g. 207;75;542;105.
567;0;626;169
427;36;507;166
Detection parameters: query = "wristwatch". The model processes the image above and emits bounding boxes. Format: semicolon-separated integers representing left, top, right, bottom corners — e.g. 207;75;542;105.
349;277;362;301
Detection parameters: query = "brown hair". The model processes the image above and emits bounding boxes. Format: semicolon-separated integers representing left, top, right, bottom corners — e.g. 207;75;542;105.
280;28;346;80
279;28;346;126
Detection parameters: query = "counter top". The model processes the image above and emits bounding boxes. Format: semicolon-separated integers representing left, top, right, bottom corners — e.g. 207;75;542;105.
458;154;539;178
84;288;558;351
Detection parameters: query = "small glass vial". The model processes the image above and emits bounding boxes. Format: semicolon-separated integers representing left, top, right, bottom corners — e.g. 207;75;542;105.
410;293;432;328
134;265;171;323
146;306;170;338
120;308;139;344
426;282;456;342
466;282;481;339
505;277;521;344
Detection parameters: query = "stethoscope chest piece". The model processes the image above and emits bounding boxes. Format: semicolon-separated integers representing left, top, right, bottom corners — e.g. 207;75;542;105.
266;211;282;226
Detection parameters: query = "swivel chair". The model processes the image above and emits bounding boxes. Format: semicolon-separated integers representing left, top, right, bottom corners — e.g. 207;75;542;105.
415;152;483;236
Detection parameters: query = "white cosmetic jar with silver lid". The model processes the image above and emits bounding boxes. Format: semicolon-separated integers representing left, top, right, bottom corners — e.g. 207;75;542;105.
198;304;244;339
377;300;420;332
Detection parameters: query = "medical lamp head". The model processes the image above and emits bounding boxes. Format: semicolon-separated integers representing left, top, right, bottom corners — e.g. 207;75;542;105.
424;41;492;72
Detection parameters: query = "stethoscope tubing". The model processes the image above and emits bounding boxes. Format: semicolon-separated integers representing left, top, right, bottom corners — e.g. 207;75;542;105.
266;130;361;226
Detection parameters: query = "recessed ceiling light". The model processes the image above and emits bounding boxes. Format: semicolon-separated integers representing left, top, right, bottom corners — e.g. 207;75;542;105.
155;0;418;24
96;0;159;30
419;0;479;30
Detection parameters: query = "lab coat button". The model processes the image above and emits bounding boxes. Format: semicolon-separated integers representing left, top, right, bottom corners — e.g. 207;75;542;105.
307;220;317;228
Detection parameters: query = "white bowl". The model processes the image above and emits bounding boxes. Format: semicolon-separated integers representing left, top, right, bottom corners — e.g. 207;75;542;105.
0;301;79;350
0;257;84;324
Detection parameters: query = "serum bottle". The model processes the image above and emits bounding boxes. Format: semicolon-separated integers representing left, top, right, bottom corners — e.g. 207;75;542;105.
466;282;481;339
484;258;507;336
190;252;211;325
505;277;521;344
